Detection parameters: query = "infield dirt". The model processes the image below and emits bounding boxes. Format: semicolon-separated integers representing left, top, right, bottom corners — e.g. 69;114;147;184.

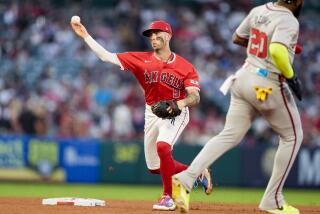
0;197;319;214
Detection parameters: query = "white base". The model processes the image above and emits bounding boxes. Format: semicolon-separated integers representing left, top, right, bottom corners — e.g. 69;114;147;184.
42;197;106;206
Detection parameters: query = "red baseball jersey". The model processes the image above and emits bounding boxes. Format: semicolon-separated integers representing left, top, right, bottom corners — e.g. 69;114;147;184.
116;52;200;105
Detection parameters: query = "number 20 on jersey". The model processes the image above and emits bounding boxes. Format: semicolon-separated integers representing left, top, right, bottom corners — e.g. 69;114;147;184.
249;28;268;59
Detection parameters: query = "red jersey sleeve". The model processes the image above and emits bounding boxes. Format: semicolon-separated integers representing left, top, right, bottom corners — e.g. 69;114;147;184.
184;66;200;90
116;52;144;72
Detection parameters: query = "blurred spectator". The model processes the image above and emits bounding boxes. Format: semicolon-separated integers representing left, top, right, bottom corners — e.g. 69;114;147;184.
112;104;134;140
18;108;37;135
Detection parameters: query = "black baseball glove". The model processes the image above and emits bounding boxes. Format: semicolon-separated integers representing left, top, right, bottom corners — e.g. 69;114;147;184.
286;74;302;101
151;100;182;119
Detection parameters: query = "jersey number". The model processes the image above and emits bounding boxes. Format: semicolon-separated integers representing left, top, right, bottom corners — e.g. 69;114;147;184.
173;88;180;98
249;28;268;59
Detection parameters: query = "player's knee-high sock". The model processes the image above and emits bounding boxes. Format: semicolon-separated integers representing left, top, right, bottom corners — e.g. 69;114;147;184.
174;160;188;173
157;141;174;197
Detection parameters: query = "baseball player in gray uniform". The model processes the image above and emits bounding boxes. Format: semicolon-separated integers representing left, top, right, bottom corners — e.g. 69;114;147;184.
172;0;304;213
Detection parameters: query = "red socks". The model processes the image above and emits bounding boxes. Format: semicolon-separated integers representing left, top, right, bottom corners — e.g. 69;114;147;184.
149;160;187;174
157;142;174;197
174;160;188;174
156;141;188;197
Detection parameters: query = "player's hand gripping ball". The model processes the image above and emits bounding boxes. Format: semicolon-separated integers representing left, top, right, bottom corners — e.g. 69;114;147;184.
70;15;89;39
151;100;182;119
71;15;81;24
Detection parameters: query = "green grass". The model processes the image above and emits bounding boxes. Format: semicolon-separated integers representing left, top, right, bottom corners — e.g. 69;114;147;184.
0;182;319;206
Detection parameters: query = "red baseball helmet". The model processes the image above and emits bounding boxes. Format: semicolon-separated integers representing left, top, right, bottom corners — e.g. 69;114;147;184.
142;20;172;37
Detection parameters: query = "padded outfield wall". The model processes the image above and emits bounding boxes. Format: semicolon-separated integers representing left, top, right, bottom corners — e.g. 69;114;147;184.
0;135;319;188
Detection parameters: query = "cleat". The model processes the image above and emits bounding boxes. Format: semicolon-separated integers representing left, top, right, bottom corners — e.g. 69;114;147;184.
265;204;299;214
152;195;176;211
172;175;190;213
197;168;213;195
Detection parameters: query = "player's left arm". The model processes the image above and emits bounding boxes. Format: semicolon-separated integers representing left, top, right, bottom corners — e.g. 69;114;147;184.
270;18;302;100
174;64;201;110
177;88;200;109
270;18;299;79
269;43;294;79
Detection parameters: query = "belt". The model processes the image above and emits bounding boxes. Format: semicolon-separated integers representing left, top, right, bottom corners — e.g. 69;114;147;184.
256;68;286;82
256;68;281;80
244;63;284;81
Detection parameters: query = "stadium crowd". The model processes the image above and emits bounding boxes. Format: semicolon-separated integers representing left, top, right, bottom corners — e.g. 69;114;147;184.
0;0;319;146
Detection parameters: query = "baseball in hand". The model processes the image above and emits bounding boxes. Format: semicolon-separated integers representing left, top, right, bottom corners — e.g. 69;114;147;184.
71;15;81;24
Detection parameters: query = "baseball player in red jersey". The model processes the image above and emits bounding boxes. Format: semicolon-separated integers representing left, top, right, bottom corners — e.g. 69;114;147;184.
71;19;212;210
172;0;304;213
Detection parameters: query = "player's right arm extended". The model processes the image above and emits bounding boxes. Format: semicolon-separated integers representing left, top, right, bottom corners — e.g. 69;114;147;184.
70;21;121;67
84;35;121;66
269;43;294;79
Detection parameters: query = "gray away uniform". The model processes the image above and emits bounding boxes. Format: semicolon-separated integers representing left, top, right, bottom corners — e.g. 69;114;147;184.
175;2;303;210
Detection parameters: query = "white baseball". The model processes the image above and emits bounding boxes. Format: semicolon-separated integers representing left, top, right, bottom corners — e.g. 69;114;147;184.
71;15;81;23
